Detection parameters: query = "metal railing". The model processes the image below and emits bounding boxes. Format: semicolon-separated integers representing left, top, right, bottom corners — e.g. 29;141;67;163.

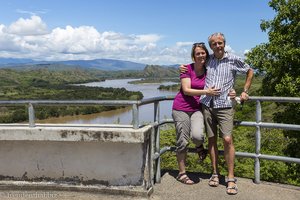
0;99;141;129
0;96;300;185
150;96;300;184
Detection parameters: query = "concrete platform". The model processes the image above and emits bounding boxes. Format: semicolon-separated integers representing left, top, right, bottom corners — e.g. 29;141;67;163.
150;170;300;200
0;171;299;200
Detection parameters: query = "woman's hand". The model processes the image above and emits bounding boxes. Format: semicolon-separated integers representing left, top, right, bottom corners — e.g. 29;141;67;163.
206;87;221;96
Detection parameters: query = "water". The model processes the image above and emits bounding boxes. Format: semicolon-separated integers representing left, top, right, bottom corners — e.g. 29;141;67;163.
37;79;178;125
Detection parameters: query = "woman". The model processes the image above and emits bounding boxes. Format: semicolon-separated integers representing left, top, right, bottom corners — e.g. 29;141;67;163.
172;43;221;185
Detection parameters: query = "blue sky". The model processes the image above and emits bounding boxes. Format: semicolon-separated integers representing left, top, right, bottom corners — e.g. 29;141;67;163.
0;0;275;65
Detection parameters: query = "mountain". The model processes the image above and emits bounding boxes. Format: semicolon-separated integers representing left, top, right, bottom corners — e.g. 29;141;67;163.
57;59;146;70
0;58;35;65
0;58;146;71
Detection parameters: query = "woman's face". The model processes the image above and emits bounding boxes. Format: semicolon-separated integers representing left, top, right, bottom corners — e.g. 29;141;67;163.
194;47;207;64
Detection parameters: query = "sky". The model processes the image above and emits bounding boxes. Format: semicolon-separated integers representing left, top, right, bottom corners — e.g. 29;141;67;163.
0;0;276;65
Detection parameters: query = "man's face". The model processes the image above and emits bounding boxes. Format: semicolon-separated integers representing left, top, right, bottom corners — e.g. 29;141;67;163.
210;35;225;59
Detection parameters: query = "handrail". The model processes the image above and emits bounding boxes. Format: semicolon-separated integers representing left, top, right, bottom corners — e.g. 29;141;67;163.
0;99;141;129
1;96;300;185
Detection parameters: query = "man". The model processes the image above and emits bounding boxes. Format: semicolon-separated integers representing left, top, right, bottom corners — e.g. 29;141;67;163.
181;32;253;195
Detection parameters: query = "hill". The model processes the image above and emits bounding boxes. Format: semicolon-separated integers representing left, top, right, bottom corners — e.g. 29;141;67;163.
0;58;147;71
0;61;179;81
0;58;35;65
58;58;146;70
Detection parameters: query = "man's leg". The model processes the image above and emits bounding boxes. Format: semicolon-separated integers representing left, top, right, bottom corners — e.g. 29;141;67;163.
223;135;235;179
223;135;237;194
202;106;219;186
218;108;237;194
208;135;218;175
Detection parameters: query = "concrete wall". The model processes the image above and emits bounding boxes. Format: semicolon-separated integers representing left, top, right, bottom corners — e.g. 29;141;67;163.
0;125;152;189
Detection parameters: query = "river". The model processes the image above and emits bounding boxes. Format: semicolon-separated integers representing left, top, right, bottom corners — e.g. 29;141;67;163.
37;79;178;125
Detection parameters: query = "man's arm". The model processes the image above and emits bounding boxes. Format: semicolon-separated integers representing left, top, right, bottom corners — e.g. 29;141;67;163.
179;64;188;74
240;68;254;101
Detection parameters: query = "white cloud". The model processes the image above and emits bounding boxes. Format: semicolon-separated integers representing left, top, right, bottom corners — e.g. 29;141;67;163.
133;34;161;44
0;15;241;65
244;49;250;56
176;42;193;47
7;15;48;35
225;45;235;54
142;43;156;51
46;26;101;53
0;25;20;51
16;9;48;16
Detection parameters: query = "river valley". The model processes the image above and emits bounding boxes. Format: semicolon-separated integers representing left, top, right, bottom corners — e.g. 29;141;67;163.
37;79;178;125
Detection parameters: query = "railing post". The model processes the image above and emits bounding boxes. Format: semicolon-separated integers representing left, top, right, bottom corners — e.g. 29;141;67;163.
150;126;155;186
154;101;161;183
154;101;159;122
28;102;36;128
132;103;139;129
254;100;262;184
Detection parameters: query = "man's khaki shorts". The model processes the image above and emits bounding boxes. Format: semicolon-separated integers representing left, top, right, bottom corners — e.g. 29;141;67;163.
202;105;234;138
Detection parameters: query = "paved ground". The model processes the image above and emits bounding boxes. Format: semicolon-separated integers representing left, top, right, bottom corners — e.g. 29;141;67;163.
0;171;299;200
150;171;300;200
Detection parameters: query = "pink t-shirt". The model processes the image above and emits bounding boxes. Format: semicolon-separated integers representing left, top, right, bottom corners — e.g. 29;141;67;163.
172;63;206;112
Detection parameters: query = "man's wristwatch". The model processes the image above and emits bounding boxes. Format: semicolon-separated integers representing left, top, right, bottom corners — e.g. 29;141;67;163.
243;89;249;94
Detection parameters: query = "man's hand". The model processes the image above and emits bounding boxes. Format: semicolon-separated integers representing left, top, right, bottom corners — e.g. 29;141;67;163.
240;91;249;102
179;64;188;74
228;89;236;99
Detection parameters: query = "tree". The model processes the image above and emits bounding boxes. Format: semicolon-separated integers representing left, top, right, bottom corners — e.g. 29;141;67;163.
245;0;300;185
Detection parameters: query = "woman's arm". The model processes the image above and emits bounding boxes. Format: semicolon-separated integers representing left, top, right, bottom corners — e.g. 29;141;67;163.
181;78;221;96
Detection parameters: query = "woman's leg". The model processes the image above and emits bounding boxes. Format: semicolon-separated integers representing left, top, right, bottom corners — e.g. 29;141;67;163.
172;110;190;173
172;110;193;184
190;111;207;161
176;151;187;174
190;110;205;146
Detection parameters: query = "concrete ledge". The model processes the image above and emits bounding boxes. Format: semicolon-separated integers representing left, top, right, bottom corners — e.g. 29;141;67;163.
0;124;150;143
0;124;153;190
0;180;153;198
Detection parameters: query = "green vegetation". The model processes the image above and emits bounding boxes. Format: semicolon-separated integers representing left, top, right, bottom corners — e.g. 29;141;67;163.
128;65;179;84
0;67;143;123
245;0;300;184
0;63;180;123
129;78;178;84
158;84;180;91
160;125;294;185
142;65;178;78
